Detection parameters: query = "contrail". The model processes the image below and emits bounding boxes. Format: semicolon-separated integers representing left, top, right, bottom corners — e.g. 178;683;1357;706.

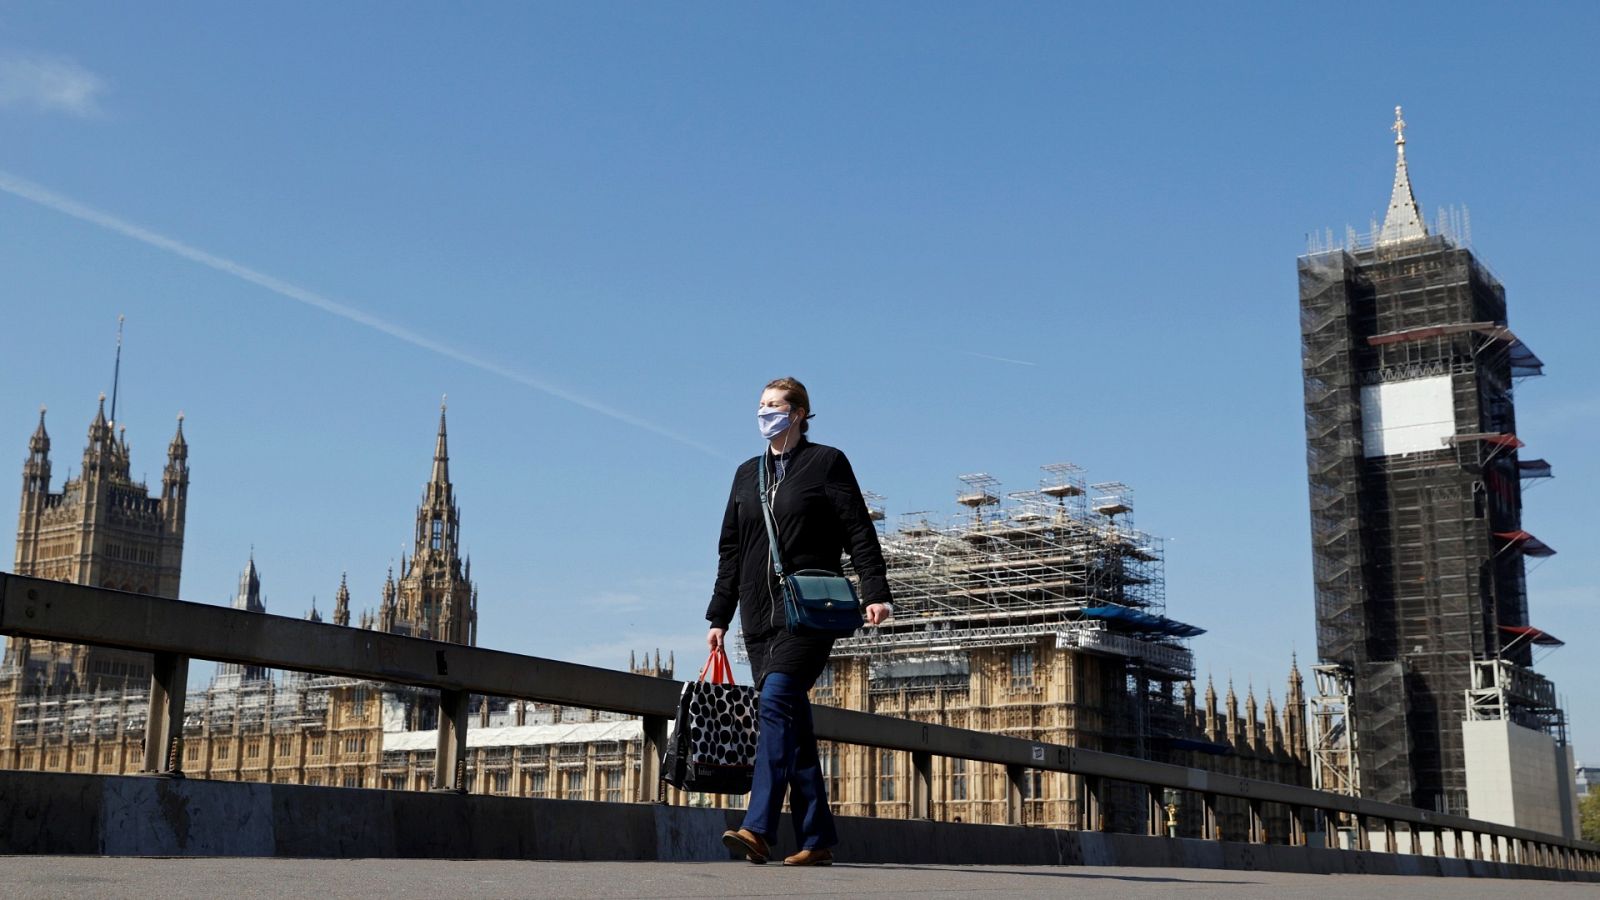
962;350;1038;367
0;169;730;460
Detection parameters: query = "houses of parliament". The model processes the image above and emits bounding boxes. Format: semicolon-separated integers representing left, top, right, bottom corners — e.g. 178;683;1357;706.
2;385;1306;834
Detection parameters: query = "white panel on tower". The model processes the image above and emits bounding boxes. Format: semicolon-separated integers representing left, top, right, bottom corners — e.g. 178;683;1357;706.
1360;375;1455;457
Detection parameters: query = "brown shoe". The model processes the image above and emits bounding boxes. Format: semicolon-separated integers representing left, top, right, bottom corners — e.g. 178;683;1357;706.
783;848;833;867
721;828;769;864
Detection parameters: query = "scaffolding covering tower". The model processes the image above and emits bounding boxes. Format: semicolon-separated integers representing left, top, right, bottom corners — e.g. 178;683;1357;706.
1298;108;1565;816
833;463;1199;762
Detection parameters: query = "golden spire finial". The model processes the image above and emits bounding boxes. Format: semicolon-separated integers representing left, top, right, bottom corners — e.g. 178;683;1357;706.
1392;105;1406;145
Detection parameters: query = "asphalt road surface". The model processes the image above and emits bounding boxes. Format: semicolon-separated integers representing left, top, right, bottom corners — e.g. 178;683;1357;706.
2;859;1593;899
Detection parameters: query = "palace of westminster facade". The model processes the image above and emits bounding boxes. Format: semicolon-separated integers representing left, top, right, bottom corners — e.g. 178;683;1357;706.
2;392;1308;834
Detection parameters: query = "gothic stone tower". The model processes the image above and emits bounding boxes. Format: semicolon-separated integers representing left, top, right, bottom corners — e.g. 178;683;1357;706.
380;404;476;644
1298;108;1558;814
212;555;270;689
7;398;189;692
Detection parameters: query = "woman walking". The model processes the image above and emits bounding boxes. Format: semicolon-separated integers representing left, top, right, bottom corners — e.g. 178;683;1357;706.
707;377;892;866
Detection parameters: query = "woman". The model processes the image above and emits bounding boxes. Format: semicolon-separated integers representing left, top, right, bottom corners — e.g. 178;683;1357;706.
706;376;892;867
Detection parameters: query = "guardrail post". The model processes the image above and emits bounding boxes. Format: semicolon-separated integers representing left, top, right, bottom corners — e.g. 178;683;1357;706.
638;714;668;803
1408;823;1420;855
1084;776;1105;832
1432;826;1443;858
1383;818;1396;853
1248;799;1266;844
911;751;933;820
1004;764;1025;826
1201;792;1218;840
140;651;189;776
1488;833;1499;862
432;688;469;792
1452;827;1463;859
1323;810;1337;848
1354;814;1369;851
1288;804;1304;846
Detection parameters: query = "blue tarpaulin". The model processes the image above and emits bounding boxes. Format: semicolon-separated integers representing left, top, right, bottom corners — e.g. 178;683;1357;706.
1082;605;1206;638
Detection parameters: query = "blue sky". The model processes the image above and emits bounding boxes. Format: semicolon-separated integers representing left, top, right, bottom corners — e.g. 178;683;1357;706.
3;3;1597;757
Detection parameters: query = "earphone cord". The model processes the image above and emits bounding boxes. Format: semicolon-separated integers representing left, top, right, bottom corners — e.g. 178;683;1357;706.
763;446;790;632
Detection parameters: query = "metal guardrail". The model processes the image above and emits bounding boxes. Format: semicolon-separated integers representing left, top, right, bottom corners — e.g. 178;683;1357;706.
1;572;1596;874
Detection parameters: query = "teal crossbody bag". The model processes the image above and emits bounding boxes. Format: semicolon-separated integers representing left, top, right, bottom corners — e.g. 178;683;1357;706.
757;457;865;637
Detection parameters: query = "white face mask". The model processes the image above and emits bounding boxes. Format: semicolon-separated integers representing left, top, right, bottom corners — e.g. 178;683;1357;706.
758;407;791;440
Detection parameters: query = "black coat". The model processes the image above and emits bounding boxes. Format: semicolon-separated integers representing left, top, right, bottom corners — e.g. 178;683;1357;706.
706;439;890;688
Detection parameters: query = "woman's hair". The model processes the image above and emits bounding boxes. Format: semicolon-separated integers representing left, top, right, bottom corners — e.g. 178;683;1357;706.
764;376;811;434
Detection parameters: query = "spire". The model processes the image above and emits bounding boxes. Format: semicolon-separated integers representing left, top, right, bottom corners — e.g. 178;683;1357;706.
1203;675;1219;739
30;406;49;452
1285;655;1308;758
24;406;51;494
1225;678;1241;741
1245;683;1259;748
333;572;351;627
168;413;187;457
1377;105;1427;246
431;397;450;486
1264;688;1280;752
234;555;264;613
379;567;397;633
109;314;125;426
306;597;322;623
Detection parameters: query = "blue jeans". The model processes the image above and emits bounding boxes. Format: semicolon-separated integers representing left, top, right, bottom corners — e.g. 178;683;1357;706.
741;672;838;850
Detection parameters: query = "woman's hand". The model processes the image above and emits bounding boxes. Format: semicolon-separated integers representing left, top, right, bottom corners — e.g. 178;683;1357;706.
707;627;726;651
865;603;892;626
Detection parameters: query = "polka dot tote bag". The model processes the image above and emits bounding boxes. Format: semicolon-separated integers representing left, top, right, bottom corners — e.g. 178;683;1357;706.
662;647;757;795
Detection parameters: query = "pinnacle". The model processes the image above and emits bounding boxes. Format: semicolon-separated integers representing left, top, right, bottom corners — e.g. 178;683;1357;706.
430;403;450;486
1377;104;1427;245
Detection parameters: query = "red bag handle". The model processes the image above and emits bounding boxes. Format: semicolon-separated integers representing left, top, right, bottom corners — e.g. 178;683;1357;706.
699;647;736;684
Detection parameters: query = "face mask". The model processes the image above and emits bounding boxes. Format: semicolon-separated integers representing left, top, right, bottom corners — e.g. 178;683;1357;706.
758;408;791;440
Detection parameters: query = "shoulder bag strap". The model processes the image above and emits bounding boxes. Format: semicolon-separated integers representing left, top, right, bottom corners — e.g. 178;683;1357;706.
757;455;787;580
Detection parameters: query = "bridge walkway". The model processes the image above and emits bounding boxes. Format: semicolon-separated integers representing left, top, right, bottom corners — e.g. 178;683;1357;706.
1;858;1590;900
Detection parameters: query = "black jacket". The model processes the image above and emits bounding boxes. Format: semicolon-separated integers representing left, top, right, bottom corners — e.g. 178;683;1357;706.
706;439;890;687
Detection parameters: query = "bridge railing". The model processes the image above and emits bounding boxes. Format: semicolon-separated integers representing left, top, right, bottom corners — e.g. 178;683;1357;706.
1;571;1596;874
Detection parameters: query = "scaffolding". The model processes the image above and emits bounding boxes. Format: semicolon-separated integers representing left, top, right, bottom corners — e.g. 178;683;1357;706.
837;464;1186;673
1308;663;1359;796
829;463;1199;773
1298;228;1561;815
